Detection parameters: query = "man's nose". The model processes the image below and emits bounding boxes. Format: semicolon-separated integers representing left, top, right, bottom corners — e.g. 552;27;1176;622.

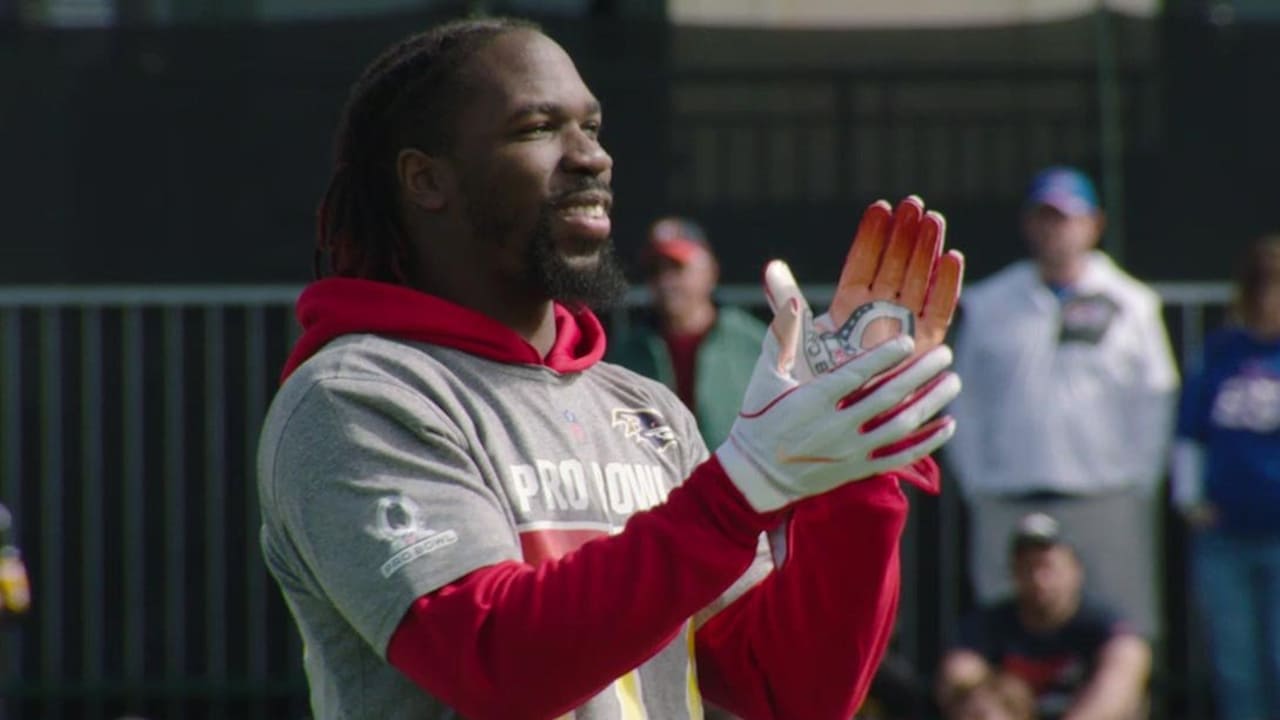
563;129;612;177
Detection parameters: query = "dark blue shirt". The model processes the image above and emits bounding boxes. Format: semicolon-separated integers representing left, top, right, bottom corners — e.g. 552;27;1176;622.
1177;328;1280;534
955;598;1131;720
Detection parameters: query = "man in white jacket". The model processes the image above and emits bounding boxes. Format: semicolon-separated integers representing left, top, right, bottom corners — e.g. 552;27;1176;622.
946;167;1178;640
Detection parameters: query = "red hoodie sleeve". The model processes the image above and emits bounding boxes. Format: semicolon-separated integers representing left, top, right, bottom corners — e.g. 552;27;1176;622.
692;458;928;720
386;457;783;720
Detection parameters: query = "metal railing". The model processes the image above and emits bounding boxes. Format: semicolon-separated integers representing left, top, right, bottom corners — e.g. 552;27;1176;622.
0;286;305;720
0;281;1232;719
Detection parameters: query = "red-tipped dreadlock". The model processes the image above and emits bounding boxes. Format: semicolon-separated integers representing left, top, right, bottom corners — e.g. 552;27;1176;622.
314;16;540;283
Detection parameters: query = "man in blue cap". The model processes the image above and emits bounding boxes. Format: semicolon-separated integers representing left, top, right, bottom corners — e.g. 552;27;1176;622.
945;166;1178;642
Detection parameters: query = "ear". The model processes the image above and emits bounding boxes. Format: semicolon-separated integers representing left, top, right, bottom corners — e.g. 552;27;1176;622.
396;148;453;212
1090;211;1107;246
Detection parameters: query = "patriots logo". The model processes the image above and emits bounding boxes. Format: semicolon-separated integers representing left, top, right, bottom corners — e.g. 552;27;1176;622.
1058;293;1119;345
805;301;917;375
610;407;678;453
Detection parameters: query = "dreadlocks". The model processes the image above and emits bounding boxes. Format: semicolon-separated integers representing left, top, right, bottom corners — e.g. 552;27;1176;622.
314;17;540;282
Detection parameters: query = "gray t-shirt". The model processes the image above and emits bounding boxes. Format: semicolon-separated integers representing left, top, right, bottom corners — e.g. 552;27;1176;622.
258;333;764;719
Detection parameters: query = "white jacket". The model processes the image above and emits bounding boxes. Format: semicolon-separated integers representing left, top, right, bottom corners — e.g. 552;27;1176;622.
945;252;1179;498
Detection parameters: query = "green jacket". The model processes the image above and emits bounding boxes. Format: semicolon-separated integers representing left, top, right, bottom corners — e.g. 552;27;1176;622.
606;306;767;450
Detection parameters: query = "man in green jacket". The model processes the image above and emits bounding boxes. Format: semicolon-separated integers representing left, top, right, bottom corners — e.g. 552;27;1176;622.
608;217;767;449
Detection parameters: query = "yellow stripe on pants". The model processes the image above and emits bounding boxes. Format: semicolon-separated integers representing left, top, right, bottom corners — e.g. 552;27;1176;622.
614;670;647;720
686;624;704;719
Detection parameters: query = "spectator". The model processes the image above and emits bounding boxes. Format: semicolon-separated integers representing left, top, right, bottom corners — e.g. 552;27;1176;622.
946;166;1179;639
0;502;29;720
855;641;932;719
1171;233;1280;720
945;672;1037;720
607;216;767;448
0;503;29;620
937;512;1151;720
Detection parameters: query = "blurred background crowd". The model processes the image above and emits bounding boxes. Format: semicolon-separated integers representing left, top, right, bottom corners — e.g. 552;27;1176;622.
1;0;1279;718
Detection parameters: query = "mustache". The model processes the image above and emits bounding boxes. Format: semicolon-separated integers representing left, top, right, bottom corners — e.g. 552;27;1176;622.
549;178;613;205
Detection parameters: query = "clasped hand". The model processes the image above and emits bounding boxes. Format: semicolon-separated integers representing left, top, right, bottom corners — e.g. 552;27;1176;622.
716;196;965;512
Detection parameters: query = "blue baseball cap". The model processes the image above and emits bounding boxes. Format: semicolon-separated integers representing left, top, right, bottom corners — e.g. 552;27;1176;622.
1025;166;1099;217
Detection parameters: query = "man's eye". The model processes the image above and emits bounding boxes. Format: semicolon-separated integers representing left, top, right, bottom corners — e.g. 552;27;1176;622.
520;123;554;137
582;121;602;137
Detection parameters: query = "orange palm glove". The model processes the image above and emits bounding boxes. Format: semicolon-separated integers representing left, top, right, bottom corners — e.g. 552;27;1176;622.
765;195;964;382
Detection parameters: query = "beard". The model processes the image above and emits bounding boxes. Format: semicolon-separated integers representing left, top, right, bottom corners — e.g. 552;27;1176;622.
463;167;632;308
463;175;628;310
523;208;628;311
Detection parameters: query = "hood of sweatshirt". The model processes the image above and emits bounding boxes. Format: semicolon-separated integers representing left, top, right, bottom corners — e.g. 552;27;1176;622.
279;277;607;382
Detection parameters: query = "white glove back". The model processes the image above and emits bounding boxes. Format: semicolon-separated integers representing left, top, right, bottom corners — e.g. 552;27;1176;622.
715;327;960;512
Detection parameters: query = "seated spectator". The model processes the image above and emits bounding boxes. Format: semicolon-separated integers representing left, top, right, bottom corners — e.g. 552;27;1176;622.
855;642;931;719
937;513;1150;720
945;672;1038;720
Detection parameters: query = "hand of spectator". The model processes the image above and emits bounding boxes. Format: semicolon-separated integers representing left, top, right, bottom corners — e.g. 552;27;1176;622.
1181;502;1219;530
765;196;963;382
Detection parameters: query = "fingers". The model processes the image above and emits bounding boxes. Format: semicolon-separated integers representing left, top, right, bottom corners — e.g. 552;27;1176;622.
921;249;964;333
763;260;806;375
866;415;957;464
806;370;958;475
870;196;924;299
832;200;893;319
763;259;805;316
772;297;802;376
862;369;961;441
837;343;952;411
898;210;945;313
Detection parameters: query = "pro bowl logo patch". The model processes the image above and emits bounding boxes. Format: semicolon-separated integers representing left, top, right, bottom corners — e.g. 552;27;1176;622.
611;407;678;453
367;495;458;579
